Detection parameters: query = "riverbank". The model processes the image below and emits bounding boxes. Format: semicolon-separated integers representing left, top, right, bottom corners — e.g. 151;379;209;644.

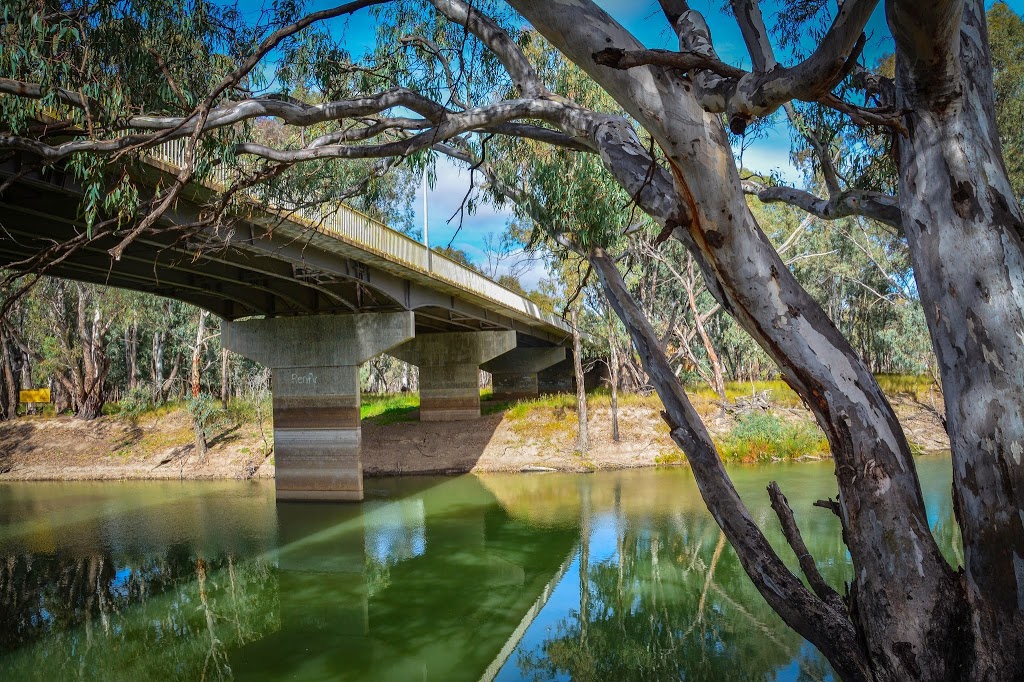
0;380;950;481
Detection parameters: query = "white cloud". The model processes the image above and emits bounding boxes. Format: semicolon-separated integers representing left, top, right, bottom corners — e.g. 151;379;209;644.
411;157;516;254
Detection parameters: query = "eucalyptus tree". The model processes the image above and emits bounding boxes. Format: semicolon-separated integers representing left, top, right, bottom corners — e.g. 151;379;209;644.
988;1;1024;200
3;0;1024;678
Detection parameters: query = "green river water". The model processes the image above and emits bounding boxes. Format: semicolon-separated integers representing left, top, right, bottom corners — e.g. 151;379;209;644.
0;457;960;681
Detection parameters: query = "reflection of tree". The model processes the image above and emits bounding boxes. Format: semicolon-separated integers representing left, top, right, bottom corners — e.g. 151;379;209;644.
517;512;834;682
197;556;231;681
0;549;277;680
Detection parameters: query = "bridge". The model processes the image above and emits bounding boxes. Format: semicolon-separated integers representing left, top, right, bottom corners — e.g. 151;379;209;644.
0;143;577;501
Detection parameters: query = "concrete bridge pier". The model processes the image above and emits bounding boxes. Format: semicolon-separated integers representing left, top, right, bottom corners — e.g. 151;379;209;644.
390;331;516;421
222;312;414;501
539;357;579;394
481;347;567;401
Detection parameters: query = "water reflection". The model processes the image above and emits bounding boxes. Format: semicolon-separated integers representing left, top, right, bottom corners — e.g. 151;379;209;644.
0;481;279;680
502;486;831;681
0;458;959;681
229;477;578;681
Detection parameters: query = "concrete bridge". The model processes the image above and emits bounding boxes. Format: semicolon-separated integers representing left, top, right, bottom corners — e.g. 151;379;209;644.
0;144;577;501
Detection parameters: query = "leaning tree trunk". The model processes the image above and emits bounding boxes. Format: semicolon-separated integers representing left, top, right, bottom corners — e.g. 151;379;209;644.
891;0;1024;675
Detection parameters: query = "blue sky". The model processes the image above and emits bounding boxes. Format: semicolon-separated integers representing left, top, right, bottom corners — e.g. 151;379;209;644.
234;0;1024;284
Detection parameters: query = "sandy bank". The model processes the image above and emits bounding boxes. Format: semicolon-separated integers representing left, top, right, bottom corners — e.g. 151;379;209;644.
0;395;949;482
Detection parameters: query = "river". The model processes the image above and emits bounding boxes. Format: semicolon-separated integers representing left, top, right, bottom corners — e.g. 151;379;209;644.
0;456;959;681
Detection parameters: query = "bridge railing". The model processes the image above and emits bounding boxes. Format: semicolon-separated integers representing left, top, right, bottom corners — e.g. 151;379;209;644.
145;140;569;334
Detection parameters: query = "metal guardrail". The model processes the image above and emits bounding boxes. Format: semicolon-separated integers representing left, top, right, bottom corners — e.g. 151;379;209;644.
145;140;570;335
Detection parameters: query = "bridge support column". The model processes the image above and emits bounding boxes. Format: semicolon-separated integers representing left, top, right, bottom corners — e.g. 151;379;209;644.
391;331;516;421
481;347;567;401
223;312;414;501
538;357;577;394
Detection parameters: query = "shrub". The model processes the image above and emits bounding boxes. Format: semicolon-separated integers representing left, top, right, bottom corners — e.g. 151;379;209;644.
118;386;153;419
716;411;829;463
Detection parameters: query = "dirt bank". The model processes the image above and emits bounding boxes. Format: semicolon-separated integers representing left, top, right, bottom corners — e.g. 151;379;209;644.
0;394;949;481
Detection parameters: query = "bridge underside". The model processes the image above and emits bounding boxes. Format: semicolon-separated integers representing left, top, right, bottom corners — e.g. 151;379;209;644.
0;160;569;344
1;159;579;502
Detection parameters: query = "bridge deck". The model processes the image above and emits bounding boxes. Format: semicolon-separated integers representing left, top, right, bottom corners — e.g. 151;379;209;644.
0;140;572;345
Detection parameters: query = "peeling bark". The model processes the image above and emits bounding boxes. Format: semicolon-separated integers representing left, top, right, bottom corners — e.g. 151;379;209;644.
891;0;1024;676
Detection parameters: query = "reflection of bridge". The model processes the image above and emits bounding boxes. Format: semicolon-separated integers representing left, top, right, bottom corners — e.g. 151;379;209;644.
0;146;579;500
229;476;579;681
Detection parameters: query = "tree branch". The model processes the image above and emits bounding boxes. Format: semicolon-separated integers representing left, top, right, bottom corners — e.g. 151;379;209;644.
767;481;848;613
600;0;881;133
589;246;870;681
426;0;544;98
743;181;902;230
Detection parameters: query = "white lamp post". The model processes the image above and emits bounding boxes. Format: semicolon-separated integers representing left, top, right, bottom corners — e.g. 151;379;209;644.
422;165;431;272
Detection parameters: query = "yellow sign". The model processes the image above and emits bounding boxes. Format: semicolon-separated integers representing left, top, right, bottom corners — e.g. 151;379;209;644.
19;388;51;404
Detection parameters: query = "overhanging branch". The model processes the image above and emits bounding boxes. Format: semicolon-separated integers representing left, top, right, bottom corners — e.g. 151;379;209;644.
744;181;902;230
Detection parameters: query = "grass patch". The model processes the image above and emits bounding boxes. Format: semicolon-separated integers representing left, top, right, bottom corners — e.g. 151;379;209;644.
223;398;274;426
504;393;577;421
361;393;419;425
715;411;829;463
133;400;187;422
874;373;939;402
136;425;194;455
499;393;578;443
587;388;662;409
686;380;802;408
654;449;687;467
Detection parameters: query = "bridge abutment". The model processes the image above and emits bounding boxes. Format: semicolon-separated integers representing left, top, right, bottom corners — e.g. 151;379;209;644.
390;331;516;421
223;312;414;501
481;347;567;401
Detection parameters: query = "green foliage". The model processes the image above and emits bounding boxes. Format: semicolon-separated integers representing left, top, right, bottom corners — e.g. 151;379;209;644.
496;274;527;295
747;197;933;375
117;386;153;420
654;449;687;466
185;393;222;439
716;412;829;463
433;246;482;272
0;0;249;228
224;397;271;425
989;2;1024;202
